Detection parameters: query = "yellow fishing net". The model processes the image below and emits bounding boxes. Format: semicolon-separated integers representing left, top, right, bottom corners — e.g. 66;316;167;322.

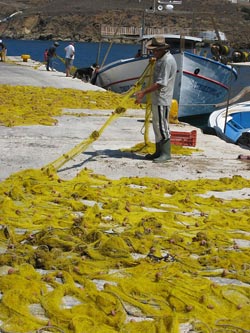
0;85;140;127
0;61;249;333
0;169;249;333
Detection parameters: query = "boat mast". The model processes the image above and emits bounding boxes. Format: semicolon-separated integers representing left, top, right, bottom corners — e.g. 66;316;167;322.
210;15;222;44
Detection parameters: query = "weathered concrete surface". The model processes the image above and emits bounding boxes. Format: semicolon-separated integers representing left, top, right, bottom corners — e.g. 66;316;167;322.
0;58;249;184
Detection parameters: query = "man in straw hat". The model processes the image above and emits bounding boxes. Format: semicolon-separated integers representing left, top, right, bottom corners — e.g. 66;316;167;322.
135;37;177;163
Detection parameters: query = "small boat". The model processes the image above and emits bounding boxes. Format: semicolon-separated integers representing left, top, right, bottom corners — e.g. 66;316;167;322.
208;101;250;149
93;34;237;119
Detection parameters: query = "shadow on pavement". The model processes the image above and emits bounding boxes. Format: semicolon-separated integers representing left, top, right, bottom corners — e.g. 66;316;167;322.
57;149;145;173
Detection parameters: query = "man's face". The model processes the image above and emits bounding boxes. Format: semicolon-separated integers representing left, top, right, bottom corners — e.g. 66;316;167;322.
152;48;166;59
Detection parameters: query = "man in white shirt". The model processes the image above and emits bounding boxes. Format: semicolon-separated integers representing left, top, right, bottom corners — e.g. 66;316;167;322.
64;42;75;77
135;37;177;163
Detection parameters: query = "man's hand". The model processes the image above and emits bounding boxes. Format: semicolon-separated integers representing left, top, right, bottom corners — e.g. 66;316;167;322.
135;83;160;104
135;91;145;104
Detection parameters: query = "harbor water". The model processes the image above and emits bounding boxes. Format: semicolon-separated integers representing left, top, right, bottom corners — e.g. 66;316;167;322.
3;39;140;72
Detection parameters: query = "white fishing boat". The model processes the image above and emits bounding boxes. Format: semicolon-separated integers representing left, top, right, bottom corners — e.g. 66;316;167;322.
93;34;237;119
208;101;250;148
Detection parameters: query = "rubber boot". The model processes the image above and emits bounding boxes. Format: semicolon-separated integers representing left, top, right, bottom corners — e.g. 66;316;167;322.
153;139;171;163
145;142;161;160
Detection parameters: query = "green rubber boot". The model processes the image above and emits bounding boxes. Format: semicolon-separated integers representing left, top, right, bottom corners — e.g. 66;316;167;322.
145;142;161;160
153;139;171;163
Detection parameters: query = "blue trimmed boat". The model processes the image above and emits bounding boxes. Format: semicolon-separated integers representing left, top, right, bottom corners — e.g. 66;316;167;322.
208;101;250;149
93;34;237;119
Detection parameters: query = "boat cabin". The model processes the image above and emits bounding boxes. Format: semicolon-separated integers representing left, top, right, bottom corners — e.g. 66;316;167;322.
138;34;202;55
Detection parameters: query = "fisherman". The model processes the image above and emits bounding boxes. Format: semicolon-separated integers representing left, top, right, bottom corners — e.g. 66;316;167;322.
46;41;59;71
135;37;177;163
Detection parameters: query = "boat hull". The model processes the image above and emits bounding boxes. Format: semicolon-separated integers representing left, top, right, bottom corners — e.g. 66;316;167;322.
94;57;150;93
208;102;250;147
94;52;237;119
177;52;237;118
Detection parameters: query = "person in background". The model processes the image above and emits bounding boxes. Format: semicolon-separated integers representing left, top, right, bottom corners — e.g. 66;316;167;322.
135;37;177;163
46;41;59;71
64;42;75;77
44;49;48;63
0;40;7;62
135;49;142;58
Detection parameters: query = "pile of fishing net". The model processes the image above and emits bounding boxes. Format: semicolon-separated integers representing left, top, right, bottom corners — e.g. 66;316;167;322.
0;168;249;333
0;86;142;127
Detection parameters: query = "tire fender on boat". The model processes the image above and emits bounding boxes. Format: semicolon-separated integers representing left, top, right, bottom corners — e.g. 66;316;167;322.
232;50;249;63
211;43;230;56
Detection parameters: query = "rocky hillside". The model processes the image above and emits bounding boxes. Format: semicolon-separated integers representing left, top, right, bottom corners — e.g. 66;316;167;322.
1;0;250;48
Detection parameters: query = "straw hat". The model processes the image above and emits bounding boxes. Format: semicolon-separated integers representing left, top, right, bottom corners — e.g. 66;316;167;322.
145;37;169;50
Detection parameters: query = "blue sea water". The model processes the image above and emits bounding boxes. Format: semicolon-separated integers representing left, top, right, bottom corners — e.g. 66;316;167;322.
4;39;140;73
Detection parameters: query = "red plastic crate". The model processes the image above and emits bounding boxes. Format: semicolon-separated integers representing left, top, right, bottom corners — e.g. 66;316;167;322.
170;130;197;147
